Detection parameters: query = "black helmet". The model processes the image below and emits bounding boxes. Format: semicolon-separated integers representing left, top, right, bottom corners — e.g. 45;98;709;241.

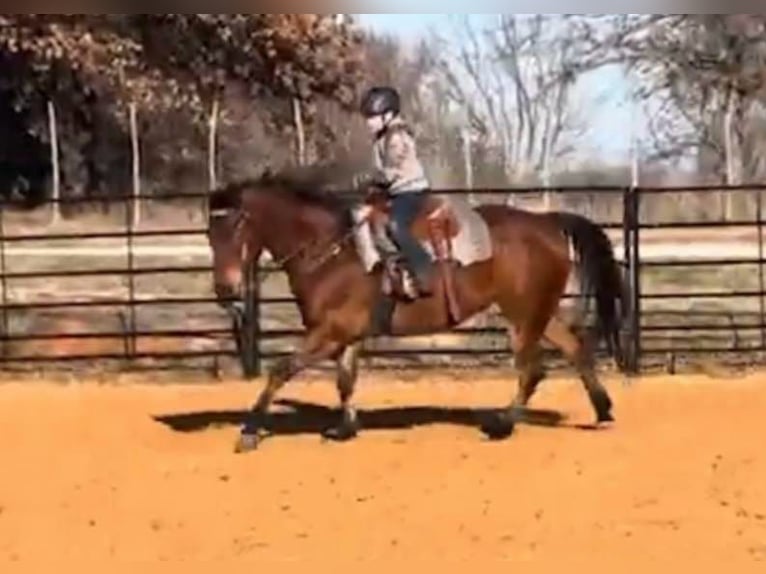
360;86;401;117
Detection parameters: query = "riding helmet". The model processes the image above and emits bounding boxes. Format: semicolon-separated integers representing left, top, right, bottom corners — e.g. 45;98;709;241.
360;86;401;117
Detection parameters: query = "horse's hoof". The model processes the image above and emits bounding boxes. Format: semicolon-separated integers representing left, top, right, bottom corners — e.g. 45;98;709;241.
234;433;260;454
596;403;615;424
481;415;515;441
322;424;359;443
597;412;615;425
592;391;614;425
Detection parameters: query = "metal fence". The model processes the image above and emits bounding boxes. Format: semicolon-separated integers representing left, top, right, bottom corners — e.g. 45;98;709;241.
2;184;766;377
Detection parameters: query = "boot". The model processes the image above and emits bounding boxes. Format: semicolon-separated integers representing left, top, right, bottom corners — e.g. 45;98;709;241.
395;263;433;300
399;267;421;300
411;267;434;297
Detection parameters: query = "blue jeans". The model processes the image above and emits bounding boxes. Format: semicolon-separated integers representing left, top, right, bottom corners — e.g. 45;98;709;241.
387;192;432;284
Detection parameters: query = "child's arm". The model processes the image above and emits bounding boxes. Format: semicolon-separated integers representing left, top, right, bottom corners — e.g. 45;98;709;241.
382;129;414;185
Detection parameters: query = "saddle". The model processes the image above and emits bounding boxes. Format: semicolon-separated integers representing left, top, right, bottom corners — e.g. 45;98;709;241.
365;189;461;239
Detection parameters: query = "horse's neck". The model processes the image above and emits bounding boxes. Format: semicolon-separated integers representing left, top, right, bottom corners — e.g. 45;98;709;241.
260;200;342;271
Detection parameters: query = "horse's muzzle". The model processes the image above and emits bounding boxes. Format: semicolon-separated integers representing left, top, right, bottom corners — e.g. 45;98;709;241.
216;293;246;327
215;283;246;320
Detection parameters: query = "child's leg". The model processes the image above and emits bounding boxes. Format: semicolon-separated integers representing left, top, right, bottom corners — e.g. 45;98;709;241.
387;192;433;292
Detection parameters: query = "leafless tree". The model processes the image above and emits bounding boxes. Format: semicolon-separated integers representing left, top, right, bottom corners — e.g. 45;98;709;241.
434;15;596;186
577;14;766;219
600;15;766;183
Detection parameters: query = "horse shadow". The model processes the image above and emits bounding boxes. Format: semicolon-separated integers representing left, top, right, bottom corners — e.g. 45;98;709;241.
153;398;572;439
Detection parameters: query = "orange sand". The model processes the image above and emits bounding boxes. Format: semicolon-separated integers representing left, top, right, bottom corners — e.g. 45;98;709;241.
1;371;765;572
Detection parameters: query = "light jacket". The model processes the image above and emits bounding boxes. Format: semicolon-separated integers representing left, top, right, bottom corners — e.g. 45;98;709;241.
372;117;430;194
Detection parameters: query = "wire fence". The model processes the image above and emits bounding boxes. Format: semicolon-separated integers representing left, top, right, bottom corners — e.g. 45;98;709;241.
2;183;766;377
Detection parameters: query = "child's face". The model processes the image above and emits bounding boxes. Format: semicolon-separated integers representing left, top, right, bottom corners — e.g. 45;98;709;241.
365;114;385;135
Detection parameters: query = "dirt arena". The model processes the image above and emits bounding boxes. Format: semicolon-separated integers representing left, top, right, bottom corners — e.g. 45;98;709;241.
1;370;766;572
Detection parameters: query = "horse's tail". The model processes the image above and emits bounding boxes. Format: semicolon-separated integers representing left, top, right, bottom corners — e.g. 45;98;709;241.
554;211;630;373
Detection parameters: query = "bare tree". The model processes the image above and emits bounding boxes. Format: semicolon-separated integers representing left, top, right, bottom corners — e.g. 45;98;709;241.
434;15;592;187
602;15;766;182
582;14;766;220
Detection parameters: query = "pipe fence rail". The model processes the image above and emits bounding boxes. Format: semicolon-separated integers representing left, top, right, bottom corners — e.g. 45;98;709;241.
2;183;766;377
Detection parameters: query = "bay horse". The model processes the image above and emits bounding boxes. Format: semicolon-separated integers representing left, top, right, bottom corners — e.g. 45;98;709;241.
206;166;629;453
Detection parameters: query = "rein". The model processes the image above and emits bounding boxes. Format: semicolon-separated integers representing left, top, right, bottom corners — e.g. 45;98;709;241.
209;207;363;281
267;226;357;275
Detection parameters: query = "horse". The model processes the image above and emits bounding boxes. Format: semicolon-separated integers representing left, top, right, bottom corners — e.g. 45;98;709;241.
206;165;629;453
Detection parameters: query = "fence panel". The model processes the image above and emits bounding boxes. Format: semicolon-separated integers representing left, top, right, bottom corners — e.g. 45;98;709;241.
2;184;766;376
0;191;238;375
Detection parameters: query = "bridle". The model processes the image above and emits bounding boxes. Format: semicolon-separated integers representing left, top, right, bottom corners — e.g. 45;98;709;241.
208;206;360;280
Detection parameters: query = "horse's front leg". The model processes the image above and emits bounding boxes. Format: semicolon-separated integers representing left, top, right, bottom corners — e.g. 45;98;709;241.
236;325;341;453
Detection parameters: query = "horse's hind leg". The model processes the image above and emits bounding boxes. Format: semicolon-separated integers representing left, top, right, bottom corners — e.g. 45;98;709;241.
508;325;547;409
482;318;548;440
544;316;614;425
323;342;362;442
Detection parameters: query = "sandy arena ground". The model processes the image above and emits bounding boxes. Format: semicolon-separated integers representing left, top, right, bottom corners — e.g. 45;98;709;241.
1;370;766;572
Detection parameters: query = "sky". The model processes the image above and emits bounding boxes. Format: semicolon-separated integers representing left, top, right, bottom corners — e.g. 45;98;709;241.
355;13;647;165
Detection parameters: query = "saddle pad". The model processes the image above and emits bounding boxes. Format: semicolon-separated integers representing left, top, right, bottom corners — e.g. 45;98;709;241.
422;194;493;266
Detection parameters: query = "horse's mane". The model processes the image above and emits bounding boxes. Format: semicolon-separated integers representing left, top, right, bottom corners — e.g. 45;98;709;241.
258;162;356;212
209;162;359;228
209;180;247;211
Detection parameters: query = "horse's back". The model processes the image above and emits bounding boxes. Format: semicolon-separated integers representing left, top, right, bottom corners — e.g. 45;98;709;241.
474;203;564;241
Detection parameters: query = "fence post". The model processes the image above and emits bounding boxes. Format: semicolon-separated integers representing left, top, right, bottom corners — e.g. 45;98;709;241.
756;189;765;354
237;260;261;379
206;98;220;221
123;103;142;359
123;152;138;361
0;205;8;352
129;102;141;229
622;185;642;374
47;100;61;225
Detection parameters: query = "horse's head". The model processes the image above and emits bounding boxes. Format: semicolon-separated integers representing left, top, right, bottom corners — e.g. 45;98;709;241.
207;165;355;312
206;183;263;311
